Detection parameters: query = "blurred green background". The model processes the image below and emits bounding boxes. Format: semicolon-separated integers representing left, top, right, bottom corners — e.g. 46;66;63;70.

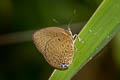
0;0;120;80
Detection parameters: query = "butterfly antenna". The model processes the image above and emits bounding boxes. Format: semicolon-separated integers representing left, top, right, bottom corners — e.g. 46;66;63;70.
52;18;59;24
67;9;76;36
67;9;76;29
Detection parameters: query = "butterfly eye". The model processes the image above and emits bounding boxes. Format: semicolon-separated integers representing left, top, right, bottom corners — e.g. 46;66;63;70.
61;63;69;68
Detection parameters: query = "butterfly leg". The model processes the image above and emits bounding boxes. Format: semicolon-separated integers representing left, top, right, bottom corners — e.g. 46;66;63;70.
73;34;82;43
73;34;82;53
67;27;82;53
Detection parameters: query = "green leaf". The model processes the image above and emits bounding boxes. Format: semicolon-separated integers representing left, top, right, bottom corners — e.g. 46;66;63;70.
49;0;120;80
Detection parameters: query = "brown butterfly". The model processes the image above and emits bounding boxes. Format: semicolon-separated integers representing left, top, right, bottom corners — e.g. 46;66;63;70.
33;27;77;70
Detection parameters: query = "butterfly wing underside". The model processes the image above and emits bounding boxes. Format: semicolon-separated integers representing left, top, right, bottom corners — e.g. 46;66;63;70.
33;27;74;70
